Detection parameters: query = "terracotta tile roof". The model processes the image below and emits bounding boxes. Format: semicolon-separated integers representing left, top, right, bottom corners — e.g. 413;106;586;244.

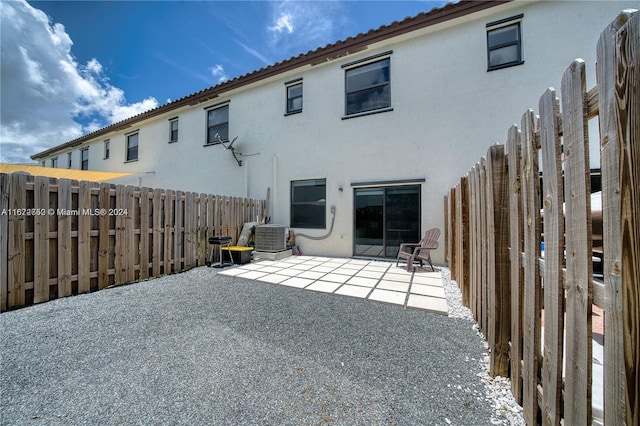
32;0;509;159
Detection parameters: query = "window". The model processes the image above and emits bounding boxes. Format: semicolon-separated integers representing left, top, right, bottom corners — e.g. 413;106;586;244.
104;140;110;159
81;148;89;170
51;157;58;168
291;179;326;229
169;118;178;143
286;80;303;114
345;57;391;116
67;152;72;168
206;105;229;144
487;15;523;71
41;161;45;167
126;133;139;162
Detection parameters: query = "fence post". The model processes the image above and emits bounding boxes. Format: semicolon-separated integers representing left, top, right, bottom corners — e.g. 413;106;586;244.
485;144;510;378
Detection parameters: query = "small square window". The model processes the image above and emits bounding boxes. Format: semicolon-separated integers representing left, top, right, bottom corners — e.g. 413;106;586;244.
104;140;110;159
207;105;229;144
81;148;89;170
291;179;326;229
487;17;523;71
126;133;139;162
286;82;303;114
169;119;178;142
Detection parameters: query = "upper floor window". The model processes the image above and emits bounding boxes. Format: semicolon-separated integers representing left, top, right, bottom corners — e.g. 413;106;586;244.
206;104;229;144
81;148;89;170
290;178;326;229
104;140;110;159
126;133;139;162
487;15;523;71
41;161;45;167
67;152;72;168
51;157;58;168
344;56;391;116
286;80;303;115
169;118;178;143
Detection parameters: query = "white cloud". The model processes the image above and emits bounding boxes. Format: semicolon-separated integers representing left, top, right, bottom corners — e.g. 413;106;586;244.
234;39;272;66
269;13;294;34
0;0;159;163
210;64;229;83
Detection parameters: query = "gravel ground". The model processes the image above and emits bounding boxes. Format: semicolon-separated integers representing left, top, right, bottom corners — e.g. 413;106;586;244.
2;265;523;425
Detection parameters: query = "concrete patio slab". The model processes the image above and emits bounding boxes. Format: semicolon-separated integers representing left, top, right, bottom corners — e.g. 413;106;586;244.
306;281;342;293
346;276;379;287
411;283;446;298
368;289;407;305
377;280;410;293
280;277;314;288
335;285;372;298
407;294;449;314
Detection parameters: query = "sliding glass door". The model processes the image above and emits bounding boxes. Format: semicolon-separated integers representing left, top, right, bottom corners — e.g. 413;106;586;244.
354;185;420;258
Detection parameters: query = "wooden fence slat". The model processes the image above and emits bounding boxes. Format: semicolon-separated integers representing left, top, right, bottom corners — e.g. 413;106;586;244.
468;166;477;311
97;183;110;290
77;181;92;294
174;190;183;272
615;11;640;426
449;187;457;280
471;164;481;321
164;190;174;275
139;187;150;280
506;124;524;404
126;186;136;283
561;59;593;426
479;157;487;334
539;87;565;426
152;189;163;277
199;193;207;266
33;176;49;303
521;108;542;426
597;12;630;426
57;179;72;297
0;174;9;311
115;185;126;284
486;144;510;378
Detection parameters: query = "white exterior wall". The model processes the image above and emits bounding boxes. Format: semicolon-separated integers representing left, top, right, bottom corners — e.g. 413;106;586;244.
37;0;635;262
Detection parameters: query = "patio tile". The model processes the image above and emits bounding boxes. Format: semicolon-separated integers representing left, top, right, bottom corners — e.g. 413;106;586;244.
322;273;352;284
256;274;290;284
280;277;314;288
310;266;336;273
367;261;392;269
306;281;342;293
335;285;371;299
377;280;410;293
412;274;443;286
298;270;327;280
217;266;253;275
278;268;302;277
237;270;270;280
368;289;407;305
309;256;333;262
410;283;446;298
346;276;379;287
355;270;385;279
333;268;361;276
337;264;364;271
256;266;284;274
407;294;448;315
236;263;266;271
382;273;412;283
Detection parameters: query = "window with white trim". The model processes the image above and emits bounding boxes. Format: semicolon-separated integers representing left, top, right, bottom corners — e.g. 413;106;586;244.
286;80;303;115
67;152;72;168
81;148;89;170
104;140;110;159
51;157;58;168
169;118;178;143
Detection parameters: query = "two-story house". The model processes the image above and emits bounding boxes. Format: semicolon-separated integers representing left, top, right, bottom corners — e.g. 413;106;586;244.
31;0;634;262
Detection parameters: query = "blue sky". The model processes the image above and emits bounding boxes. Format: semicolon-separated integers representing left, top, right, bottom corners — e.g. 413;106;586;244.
0;0;449;163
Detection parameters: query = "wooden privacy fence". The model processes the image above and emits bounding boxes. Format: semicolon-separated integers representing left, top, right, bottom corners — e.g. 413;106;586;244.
445;11;638;426
0;173;265;312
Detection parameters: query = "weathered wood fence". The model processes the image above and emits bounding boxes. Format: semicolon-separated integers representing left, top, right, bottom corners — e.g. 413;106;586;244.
445;11;638;426
0;173;265;312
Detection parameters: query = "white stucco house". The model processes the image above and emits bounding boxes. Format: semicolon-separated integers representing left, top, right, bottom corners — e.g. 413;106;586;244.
31;0;633;262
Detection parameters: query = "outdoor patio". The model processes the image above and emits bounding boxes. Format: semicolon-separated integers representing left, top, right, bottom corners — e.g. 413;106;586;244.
217;255;449;315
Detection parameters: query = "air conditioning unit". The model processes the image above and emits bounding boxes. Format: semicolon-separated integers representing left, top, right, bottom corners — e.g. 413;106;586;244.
255;225;288;252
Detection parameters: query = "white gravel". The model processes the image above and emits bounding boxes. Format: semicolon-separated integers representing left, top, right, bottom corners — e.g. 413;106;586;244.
440;267;525;426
